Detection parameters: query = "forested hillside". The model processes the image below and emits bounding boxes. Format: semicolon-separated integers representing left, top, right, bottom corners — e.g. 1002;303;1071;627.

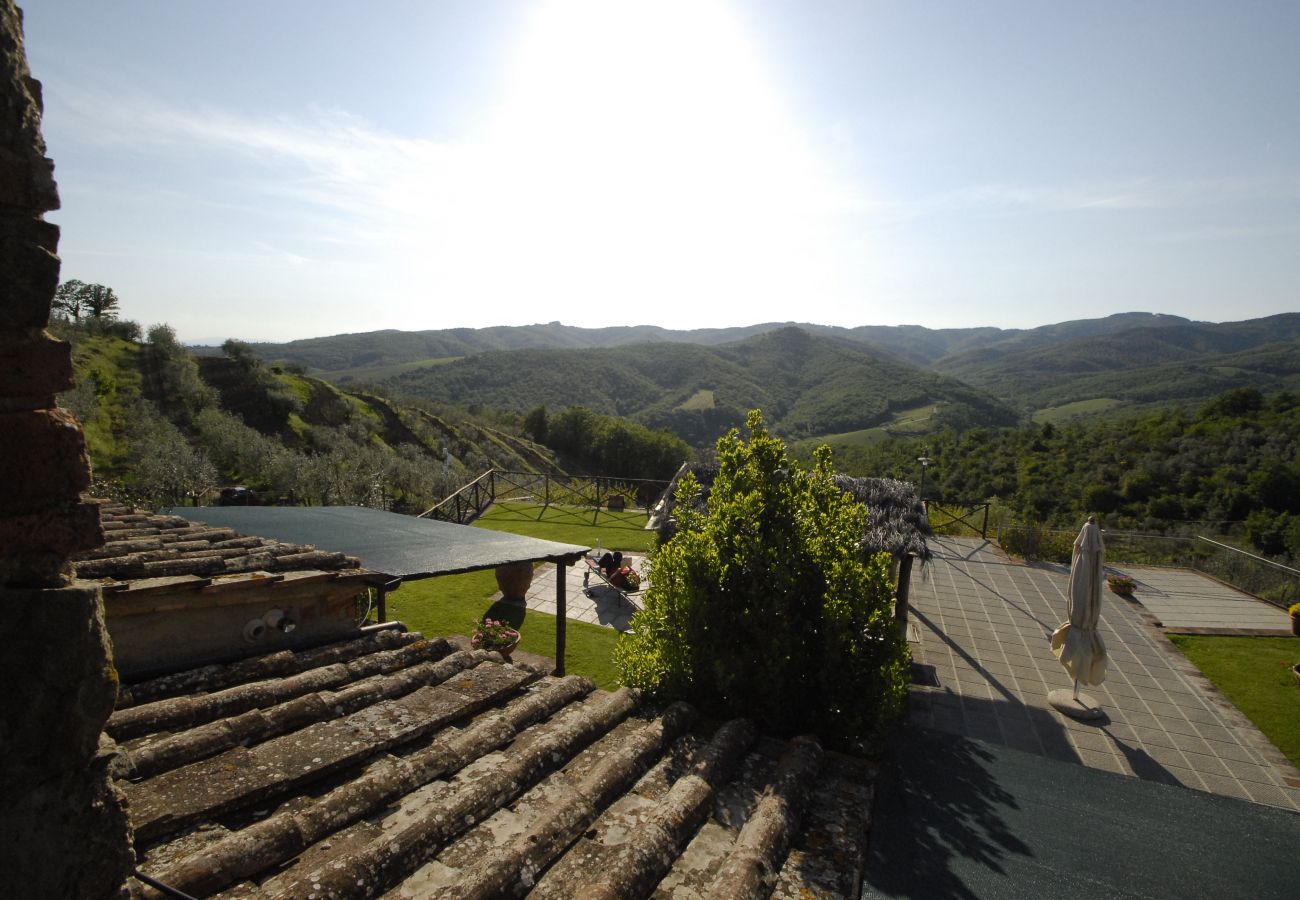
800;387;1300;561
384;327;1020;447
56;324;564;511
237;311;1196;375
934;314;1300;415
235;312;1300;431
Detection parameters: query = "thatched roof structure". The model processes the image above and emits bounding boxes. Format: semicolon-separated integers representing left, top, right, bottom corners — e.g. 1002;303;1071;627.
648;462;931;561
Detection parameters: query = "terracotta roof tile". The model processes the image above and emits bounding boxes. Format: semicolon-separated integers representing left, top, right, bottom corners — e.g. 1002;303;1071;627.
117;632;878;898
73;504;362;584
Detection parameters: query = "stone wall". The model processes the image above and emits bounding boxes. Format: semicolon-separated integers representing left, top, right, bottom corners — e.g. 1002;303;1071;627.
0;3;134;896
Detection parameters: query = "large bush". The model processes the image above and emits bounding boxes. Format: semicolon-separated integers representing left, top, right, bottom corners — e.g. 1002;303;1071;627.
615;410;908;752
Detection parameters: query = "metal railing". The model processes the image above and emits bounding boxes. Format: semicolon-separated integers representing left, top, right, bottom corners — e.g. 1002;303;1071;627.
1193;536;1300;609
419;469;672;525
995;521;1300;610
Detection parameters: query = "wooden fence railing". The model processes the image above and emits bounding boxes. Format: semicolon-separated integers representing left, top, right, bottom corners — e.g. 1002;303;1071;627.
419;469;672;525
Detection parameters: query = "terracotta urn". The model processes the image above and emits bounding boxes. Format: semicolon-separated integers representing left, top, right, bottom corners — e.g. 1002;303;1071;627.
495;561;534;601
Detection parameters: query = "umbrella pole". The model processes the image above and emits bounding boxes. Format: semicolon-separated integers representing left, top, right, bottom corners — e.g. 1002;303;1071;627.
1073;679;1080;701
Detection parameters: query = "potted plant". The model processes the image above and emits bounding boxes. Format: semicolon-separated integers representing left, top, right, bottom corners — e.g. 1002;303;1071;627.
471;617;521;659
1107;574;1136;596
1289;602;1300;637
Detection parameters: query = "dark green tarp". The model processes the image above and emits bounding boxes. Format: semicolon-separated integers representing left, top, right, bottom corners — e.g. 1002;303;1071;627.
166;505;588;580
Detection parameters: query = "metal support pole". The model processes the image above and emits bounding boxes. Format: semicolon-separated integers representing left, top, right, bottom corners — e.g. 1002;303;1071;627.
555;563;567;676
895;554;914;637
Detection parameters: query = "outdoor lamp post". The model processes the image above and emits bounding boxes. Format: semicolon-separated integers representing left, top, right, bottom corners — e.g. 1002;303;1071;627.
916;453;931;500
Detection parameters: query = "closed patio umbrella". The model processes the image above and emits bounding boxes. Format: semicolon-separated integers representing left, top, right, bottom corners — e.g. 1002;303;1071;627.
1049;516;1107;719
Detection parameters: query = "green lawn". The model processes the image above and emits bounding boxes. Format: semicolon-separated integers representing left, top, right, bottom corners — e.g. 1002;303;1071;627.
475;501;657;552
387;572;625;689
1168;634;1300;768
383;500;652;690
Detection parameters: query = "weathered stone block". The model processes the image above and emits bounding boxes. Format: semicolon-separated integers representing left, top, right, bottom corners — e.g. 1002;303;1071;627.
0;585;133;898
0;499;103;586
0;331;72;400
0;407;92;510
0;221;60;328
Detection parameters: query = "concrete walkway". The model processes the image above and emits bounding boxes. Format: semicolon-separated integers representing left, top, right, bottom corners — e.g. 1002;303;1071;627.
908;536;1300;812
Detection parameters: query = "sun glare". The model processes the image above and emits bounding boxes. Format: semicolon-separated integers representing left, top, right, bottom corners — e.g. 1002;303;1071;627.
400;0;857;325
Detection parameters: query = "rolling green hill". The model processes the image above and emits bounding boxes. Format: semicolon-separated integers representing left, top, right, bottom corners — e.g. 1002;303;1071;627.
58;328;565;510
934;314;1300;415
386;326;1021;447
204;311;1297;439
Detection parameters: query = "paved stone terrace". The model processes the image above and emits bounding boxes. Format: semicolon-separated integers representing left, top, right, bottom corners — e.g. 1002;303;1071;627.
1119;564;1292;633
516;554;648;632
908;536;1300;812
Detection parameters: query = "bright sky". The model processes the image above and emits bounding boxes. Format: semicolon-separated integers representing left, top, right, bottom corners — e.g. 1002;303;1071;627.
24;0;1300;343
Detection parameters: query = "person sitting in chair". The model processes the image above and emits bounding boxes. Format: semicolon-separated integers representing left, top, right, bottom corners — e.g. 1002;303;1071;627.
596;550;622;576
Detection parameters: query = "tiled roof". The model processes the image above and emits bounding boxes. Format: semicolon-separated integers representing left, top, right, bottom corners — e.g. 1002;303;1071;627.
73;504;363;583
117;630;878;898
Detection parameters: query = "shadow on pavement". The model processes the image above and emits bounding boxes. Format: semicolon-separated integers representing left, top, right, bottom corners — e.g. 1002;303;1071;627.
862;726;1031;900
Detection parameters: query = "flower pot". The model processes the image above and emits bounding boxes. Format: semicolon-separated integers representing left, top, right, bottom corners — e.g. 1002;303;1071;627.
494;639;520;661
495;561;534;601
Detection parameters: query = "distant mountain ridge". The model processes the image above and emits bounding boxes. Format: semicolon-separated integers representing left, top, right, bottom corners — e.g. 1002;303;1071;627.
233;311;1203;374
381;326;1021;447
224;312;1300;440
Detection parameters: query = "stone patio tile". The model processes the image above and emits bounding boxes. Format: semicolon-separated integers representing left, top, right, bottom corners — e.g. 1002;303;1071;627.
1168;731;1213;755
1182;706;1229;725
1103;722;1138;742
1200;737;1268;764
1159;765;1205;790
1221;759;1282;785
1143;743;1191;767
1140;699;1186;719
1074;747;1124;773
1179;750;1234;778
1069;730;1117;754
1196;774;1253;801
1101;706;1133;725
1106;692;1152;713
1192;723;1237;745
1129;726;1180;750
1242;783;1296;808
1153;715;1208;739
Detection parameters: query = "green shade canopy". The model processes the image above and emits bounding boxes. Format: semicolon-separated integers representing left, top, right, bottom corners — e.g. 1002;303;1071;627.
165;505;590;580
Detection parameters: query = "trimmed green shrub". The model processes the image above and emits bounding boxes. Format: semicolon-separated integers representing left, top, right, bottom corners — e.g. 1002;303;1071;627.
615;410;908;752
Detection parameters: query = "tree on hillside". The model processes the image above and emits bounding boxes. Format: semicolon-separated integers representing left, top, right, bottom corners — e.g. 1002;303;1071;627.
523;404;548;443
53;279;87;322
83;283;120;320
615;410;908;752
53;280;122;323
145;324;218;426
